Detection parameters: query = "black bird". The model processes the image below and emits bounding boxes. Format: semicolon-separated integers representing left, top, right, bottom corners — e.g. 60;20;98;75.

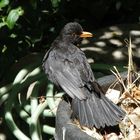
42;22;125;129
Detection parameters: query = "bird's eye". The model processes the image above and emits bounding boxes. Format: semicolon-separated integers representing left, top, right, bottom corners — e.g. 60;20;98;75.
72;33;76;36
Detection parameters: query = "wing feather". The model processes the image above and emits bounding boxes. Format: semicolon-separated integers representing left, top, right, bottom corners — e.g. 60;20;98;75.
54;66;86;100
43;48;92;100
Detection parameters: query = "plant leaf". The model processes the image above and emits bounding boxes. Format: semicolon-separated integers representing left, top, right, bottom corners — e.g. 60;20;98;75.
51;0;60;8
0;22;6;28
6;7;24;29
0;0;9;9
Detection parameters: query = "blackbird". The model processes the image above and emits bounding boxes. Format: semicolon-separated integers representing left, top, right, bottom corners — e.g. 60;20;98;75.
42;22;125;129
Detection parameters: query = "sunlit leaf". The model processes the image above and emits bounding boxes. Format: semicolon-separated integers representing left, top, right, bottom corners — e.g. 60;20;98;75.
0;22;6;28
6;7;24;29
10;33;17;38
2;45;7;53
51;0;60;8
0;0;9;9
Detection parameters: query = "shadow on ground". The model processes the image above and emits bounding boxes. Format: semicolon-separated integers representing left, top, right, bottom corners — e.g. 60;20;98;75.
81;23;140;70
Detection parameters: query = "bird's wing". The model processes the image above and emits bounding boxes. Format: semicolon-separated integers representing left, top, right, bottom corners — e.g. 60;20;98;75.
42;46;95;100
49;56;91;100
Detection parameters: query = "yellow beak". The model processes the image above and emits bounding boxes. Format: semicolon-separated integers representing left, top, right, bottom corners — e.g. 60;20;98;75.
80;31;93;38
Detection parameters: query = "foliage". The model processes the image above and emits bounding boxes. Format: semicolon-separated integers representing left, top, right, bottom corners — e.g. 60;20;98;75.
0;0;63;83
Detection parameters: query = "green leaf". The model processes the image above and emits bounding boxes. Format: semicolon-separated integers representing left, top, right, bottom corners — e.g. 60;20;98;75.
51;0;60;8
0;22;6;28
2;45;7;53
6;7;24;29
0;0;9;9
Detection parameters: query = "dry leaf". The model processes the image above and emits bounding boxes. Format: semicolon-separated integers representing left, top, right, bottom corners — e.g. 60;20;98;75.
128;107;140;128
106;88;121;103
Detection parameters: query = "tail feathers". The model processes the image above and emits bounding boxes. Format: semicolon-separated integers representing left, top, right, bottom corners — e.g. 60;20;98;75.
71;93;125;129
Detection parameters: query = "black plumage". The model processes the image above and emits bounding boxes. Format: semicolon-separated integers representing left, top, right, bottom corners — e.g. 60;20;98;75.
42;22;125;129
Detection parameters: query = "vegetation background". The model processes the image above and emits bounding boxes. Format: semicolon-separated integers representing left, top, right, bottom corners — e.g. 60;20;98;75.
0;0;140;139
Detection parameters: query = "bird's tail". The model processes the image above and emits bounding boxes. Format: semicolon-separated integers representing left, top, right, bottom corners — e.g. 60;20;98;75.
71;91;125;129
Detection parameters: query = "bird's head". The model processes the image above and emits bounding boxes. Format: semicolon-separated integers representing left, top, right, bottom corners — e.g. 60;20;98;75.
60;22;93;45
